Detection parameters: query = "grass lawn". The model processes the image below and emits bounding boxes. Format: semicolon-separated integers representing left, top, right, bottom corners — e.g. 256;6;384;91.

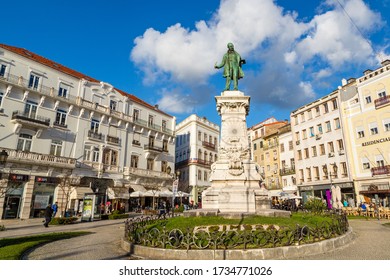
151;212;336;231
0;232;90;260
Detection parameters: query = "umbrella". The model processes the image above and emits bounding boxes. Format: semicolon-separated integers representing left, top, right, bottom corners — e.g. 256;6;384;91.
159;190;174;197
331;185;337;209
177;191;191;197
336;186;343;209
144;190;160;197
129;191;144;198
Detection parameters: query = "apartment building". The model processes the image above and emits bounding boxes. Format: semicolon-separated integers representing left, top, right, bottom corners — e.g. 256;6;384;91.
249;118;287;191
291;90;354;205
278;123;297;193
340;60;390;206
175;115;219;204
0;44;175;220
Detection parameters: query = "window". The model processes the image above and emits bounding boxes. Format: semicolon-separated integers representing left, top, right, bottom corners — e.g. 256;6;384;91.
357;127;365;138
91;119;99;133
315;106;320;116
161;161;168;173
148;136;154;147
337;139;344;151
362;158;370;170
110;100;117;111
306;168;312;181
376;155;385;167
49;140;62;156
307;110;313;119
309;127;314;137
0;64;6;77
254;143;257;150
323;103;329;113
328;141;335;153
28;73;40;90
92;147;99;162
24;101;38;119
300;113;305;122
198;131;202;141
83;145;92;161
162;120;167;131
204;171;208;181
280;143;284;153
133;109;139;121
378;91;387;98
317;124;323;134
312;146;317;157
297;150;302;160
369;122;378;135
147;158;154;170
334;118;341;129
293;116;298;125
148;115;154;127
302;129;307;139
17;134;32;151
332;99;338;110
314;166;320;180
290;158;295;169
131;155;139;168
55;109;67;126
384;119;390;132
320;144;325;155
104;149;118;166
365;96;372;104
304;148;309;159
204;133;207;142
341;162;347;177
198;170;202;181
288;141;293;150
325;121;331;132
58;84;69;98
163;139;168;152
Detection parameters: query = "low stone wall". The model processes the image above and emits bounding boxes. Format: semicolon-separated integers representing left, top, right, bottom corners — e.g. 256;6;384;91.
121;226;354;260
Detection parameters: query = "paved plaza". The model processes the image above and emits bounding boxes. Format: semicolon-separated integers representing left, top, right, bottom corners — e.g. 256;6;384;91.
0;216;390;260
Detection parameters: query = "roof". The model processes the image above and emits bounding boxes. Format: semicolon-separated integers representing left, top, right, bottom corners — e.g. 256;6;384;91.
0;43;172;118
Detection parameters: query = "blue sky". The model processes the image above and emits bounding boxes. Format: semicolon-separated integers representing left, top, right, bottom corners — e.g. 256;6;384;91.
1;0;389;127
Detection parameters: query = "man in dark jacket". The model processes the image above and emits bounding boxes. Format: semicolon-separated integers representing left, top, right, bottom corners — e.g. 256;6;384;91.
43;204;54;227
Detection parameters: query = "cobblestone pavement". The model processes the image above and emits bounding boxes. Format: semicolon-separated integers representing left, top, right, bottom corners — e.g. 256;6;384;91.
1;217;390;260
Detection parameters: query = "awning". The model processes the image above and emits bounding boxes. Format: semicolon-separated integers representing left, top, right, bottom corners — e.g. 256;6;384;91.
70;187;92;200
107;187;130;199
128;184;147;192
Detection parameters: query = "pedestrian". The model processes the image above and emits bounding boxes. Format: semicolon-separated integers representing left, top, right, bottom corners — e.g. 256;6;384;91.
44;204;54;227
51;201;58;217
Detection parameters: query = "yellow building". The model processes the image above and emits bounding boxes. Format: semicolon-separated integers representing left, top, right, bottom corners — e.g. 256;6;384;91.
340;60;390;206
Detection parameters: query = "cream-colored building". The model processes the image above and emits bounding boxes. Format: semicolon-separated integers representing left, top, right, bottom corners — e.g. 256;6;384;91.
278;123;297;193
291;90;354;205
0;44;176;220
340;60;390;206
175;115;219;205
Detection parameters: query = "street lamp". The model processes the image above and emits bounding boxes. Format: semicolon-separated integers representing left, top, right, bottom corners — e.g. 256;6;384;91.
172;170;180;217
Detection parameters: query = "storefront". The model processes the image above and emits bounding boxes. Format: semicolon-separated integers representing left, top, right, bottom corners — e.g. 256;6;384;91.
359;183;390;206
299;182;355;207
30;176;59;218
2;174;29;219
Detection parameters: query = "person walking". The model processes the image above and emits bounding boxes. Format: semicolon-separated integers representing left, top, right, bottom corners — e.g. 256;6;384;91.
52;201;58;217
43;204;54;227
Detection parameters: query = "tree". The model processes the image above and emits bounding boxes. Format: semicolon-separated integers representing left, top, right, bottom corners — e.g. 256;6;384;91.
57;175;79;217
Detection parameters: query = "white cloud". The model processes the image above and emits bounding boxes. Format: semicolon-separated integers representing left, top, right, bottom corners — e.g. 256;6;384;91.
130;0;384;115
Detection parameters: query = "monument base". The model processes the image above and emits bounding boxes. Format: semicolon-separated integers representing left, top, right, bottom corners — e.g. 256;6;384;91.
183;209;291;218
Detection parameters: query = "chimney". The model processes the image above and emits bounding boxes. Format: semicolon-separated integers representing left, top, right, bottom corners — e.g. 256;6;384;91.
363;69;373;75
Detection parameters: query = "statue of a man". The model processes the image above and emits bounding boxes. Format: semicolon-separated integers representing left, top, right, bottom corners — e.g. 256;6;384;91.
215;42;245;91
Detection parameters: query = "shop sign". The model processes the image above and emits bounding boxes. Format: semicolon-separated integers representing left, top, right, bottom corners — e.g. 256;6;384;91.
362;137;390;147
9;174;29;182
35;177;59;184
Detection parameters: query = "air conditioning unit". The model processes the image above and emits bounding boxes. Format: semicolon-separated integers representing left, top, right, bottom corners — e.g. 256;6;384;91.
328;152;335;157
338;150;345;155
315;134;321;140
274;170;278;174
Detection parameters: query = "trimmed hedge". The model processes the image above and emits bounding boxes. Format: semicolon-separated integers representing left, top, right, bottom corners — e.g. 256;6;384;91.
50;217;78;225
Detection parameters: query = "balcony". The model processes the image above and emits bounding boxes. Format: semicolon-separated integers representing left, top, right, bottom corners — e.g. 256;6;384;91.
202;141;216;151
123;167;171;178
53;120;68;129
107;135;120;145
11;110;50;127
2;147;76;169
280;167;295;176
375;95;390;109
371;165;390;176
144;144;163;153
88;130;104;141
188;158;211;167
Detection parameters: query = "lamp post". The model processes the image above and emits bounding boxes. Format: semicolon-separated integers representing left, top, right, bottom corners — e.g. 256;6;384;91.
172;170;180;218
0;150;9;165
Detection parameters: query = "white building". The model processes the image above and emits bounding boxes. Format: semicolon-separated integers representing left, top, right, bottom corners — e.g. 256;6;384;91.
290;91;354;205
277;123;297;193
175;115;219;205
0;44;176;220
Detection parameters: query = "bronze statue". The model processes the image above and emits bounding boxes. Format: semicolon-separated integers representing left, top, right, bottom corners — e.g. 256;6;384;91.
215;42;245;91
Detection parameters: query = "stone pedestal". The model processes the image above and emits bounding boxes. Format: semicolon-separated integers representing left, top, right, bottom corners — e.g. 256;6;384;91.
202;90;271;214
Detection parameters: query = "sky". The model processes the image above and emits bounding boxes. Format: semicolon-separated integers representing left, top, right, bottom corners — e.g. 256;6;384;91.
1;0;389;127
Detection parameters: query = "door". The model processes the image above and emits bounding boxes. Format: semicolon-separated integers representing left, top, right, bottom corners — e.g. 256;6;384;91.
3;196;21;219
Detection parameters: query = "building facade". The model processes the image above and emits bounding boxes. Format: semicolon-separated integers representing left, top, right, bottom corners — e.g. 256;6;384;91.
278;123;297;193
340;60;390;206
175;115;219;205
0;44;176;220
291;91;354;206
